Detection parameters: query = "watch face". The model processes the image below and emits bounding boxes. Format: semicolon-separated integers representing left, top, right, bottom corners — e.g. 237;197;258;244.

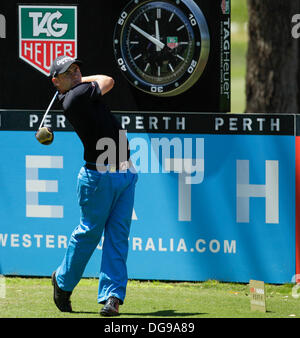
113;0;210;97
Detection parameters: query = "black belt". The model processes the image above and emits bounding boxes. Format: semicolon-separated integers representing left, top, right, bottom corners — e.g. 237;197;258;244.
85;160;132;172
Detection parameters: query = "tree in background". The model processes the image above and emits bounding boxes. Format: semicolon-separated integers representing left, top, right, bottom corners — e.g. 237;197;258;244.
246;0;300;114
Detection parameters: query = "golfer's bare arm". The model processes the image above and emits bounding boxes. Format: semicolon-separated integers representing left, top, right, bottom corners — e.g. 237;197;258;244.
81;75;115;95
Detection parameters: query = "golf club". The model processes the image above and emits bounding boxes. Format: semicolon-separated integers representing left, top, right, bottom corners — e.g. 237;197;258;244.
38;90;59;130
35;91;59;145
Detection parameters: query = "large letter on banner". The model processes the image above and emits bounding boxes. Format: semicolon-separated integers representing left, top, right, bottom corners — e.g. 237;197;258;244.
25;155;63;218
236;160;279;223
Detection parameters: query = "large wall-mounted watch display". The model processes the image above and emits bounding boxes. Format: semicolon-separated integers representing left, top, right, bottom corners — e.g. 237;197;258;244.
109;0;230;112
113;0;210;98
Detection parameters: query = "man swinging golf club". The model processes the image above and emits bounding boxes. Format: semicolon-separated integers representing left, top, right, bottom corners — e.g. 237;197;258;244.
49;55;137;316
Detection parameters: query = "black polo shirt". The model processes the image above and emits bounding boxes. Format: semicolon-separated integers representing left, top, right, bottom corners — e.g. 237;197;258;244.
58;81;129;164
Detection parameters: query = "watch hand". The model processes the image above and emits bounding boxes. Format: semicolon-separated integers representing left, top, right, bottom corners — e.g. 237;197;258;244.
155;20;161;52
130;23;165;50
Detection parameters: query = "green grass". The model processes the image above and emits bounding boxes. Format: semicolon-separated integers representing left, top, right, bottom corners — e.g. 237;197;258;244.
1;277;300;318
231;0;248;24
231;41;247;113
230;0;248;114
231;77;246;113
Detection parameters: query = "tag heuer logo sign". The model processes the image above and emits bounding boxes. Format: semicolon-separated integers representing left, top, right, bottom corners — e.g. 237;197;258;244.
18;5;77;76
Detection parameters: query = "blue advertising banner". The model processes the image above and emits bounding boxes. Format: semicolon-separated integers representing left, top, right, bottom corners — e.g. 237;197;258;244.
0;112;296;283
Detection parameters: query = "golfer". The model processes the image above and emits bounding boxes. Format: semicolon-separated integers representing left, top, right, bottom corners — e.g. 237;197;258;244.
49;55;137;316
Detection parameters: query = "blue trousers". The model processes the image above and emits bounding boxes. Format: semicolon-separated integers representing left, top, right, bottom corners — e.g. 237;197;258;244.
55;166;137;304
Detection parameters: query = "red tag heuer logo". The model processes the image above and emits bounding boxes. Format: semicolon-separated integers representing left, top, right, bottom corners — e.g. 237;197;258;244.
18;5;77;76
167;36;178;49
